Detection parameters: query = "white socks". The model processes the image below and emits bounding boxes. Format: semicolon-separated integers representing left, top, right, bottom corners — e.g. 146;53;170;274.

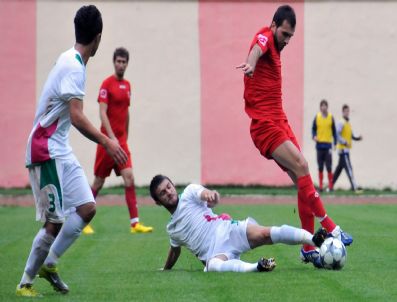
270;225;314;246
207;257;258;273
21;228;55;285
44;212;86;266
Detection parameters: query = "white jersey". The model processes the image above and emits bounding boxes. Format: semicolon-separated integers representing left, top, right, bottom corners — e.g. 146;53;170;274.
167;184;225;261
26;47;86;166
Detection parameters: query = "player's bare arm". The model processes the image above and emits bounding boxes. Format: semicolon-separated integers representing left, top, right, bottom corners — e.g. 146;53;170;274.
99;102;117;141
163;246;181;270
200;189;220;208
69;99;128;165
236;44;263;77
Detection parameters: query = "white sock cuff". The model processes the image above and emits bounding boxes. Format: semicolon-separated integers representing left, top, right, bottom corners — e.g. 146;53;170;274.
318;214;328;222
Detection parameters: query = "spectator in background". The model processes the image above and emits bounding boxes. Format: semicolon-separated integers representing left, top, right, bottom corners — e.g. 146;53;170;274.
312;99;337;192
333;104;363;192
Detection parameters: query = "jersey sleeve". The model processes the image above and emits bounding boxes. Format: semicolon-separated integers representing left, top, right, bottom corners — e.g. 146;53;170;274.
182;184;205;205
255;32;270;53
98;80;110;104
60;71;85;101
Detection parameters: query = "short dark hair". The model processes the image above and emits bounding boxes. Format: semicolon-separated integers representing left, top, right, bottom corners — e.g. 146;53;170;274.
74;5;103;45
320;99;328;107
149;174;173;204
113;47;129;62
272;5;296;28
342;104;349;111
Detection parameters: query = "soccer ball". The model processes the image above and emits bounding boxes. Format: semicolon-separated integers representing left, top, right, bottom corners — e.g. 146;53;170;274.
319;237;347;270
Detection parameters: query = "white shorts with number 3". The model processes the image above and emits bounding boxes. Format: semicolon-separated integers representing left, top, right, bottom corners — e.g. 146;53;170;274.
28;156;94;223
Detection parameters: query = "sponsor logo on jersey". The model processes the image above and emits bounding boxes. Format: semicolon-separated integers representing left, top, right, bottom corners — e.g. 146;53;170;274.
99;88;107;99
257;34;268;47
119;84;126;89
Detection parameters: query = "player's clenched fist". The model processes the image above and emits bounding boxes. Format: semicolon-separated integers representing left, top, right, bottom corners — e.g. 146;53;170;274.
201;190;220;208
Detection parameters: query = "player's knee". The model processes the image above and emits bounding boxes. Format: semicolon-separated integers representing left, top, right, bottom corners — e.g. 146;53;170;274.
77;202;96;223
295;157;309;175
124;175;135;187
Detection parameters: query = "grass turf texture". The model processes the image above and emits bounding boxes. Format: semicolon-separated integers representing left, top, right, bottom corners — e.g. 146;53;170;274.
1;185;397;196
1;204;396;301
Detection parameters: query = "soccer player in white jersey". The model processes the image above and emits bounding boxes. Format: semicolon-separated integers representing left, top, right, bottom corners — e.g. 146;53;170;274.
16;5;127;297
149;175;327;273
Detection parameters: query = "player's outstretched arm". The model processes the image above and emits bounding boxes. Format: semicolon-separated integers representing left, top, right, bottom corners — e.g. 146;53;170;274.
200;189;220;208
163;246;181;270
69;99;128;165
236;44;263;77
99;102;117;140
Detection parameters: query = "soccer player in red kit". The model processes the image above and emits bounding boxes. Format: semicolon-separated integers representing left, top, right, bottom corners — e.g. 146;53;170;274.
83;47;153;234
237;5;352;268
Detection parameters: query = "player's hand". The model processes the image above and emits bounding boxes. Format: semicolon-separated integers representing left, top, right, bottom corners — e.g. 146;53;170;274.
203;190;220;207
313;136;318;142
104;138;128;165
236;62;254;77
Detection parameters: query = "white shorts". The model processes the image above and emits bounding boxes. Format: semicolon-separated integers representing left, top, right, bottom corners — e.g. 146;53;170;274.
29;157;94;223
206;217;257;263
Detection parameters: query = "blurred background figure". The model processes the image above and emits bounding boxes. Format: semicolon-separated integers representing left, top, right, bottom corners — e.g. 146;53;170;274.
83;47;153;235
311;99;337;192
333;104;363;192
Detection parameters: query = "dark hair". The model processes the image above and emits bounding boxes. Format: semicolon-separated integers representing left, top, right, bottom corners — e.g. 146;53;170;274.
320;99;328;107
272;5;296;28
74;5;103;45
342;104;349;111
149;174;173;204
113;47;129;62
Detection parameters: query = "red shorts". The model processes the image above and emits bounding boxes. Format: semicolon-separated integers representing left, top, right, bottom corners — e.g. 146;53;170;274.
250;119;300;171
94;141;132;178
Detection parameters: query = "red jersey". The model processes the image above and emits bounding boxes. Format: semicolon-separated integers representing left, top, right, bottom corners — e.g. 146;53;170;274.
98;75;131;142
244;27;286;121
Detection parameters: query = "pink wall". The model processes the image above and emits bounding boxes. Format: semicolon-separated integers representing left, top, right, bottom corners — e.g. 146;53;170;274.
199;1;304;185
0;0;36;187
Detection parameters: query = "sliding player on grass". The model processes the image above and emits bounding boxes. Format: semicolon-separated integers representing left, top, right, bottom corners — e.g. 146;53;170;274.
236;5;352;268
150;175;327;272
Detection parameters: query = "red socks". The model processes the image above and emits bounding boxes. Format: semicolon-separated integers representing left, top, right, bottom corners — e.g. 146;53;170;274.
298;192;315;251
328;172;333;190
297;175;336;233
318;171;323;191
125;185;139;226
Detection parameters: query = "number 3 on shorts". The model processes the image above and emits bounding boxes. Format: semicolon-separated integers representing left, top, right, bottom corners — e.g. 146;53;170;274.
48;193;56;212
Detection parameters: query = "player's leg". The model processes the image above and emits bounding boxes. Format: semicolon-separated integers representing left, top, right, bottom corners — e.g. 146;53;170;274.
317;149;325;191
344;153;359;191
120;168;153;233
246;224;325;248
42;159;96;292
332;153;344;187
17;162;66;296
206;255;258;272
272;141;337;232
91;176;105;199
325;149;333;191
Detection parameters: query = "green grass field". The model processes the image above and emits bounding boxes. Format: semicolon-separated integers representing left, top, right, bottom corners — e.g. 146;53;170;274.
1;204;396;301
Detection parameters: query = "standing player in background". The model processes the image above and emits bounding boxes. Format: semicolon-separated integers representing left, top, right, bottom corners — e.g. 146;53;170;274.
17;6;127;297
236;5;352;268
333;104;363;192
311;99;337;192
83;48;153;235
